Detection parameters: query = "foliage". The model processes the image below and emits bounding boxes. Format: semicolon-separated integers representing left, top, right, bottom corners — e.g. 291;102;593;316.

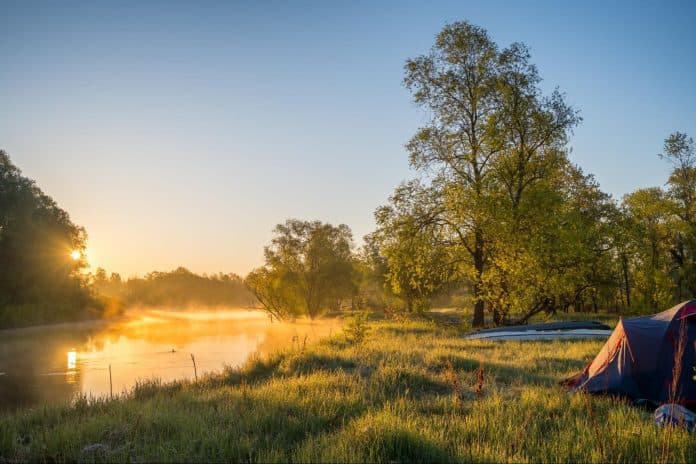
371;181;460;313
343;311;369;344
621;188;674;309
90;266;254;311
0;151;98;328
661;132;696;299
609;132;696;313
374;22;589;325
370;20;696;325
246;220;358;320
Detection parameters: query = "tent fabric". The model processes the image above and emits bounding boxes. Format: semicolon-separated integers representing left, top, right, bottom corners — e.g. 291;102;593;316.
564;300;696;410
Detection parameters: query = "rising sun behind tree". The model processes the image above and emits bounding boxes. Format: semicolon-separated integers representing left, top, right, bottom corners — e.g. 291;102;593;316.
70;250;81;261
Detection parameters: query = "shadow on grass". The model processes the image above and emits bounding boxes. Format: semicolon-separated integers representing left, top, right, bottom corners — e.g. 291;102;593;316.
427;354;482;373
481;361;562;386
206;352;286;388
373;368;452;399
183;385;368;462
376;325;434;337
439;341;499;351
364;427;455;463
292;408;461;463
534;357;588;375
279;352;357;375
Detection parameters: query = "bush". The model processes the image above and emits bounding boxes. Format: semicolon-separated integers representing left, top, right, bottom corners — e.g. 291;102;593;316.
343;311;370;345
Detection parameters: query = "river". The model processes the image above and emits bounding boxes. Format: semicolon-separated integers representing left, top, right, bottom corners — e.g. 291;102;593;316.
0;309;340;412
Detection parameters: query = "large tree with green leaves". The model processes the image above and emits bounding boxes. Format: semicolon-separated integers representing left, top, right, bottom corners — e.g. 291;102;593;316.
609;132;696;313
245;219;357;320
621;188;675;309
383;21;580;326
0;150;95;327
484;161;617;323
372;180;459;313
660;132;696;299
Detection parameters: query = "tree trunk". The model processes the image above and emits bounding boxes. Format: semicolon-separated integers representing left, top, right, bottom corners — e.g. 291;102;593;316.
621;253;631;308
472;229;485;327
513;299;547;325
493;306;504;326
473;298;485;327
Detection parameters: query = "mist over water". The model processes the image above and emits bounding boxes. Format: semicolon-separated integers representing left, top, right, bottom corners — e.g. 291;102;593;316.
0;308;341;412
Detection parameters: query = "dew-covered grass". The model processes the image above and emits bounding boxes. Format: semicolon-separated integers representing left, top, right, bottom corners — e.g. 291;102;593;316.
1;315;693;463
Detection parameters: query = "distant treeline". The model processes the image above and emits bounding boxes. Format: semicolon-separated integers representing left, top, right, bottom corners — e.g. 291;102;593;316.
92;267;255;310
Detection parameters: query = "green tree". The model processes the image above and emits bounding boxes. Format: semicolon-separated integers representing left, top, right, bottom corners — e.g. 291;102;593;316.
467;156;618;323
660;132;696;298
622;188;674;309
403;22;500;326
396;21;579;326
0;150;94;327
246;220;357;320
372;181;459;313
95;267;254;309
349;238;389;311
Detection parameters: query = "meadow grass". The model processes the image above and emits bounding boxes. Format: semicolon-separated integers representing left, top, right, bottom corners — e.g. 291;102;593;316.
0;316;693;463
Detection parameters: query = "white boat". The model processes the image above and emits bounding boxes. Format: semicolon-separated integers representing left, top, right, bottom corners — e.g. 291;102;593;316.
464;321;613;341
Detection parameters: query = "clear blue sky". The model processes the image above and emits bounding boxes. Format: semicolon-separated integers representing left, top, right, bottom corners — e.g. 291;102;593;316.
2;0;695;277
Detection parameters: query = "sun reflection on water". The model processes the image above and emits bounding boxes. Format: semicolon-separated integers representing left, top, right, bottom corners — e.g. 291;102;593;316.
1;310;341;409
67;350;77;370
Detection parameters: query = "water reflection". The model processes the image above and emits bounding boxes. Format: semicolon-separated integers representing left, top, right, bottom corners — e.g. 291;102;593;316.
0;309;340;412
67;351;77;370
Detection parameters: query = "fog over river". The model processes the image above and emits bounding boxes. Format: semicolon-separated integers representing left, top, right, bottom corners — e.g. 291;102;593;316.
0;309;340;412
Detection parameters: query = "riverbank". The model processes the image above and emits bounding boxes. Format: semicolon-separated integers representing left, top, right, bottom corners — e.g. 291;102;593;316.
0;298;114;331
1;316;693;463
0;309;339;413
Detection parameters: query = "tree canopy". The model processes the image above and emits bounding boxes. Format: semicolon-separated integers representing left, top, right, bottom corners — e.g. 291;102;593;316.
369;22;695;326
0;150;96;328
91;266;254;310
373;22;582;326
246;219;357;320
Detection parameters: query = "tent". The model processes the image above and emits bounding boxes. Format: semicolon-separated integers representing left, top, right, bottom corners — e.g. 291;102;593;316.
563;300;696;410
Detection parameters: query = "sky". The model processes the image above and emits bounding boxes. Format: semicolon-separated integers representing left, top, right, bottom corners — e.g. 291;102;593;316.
1;0;695;278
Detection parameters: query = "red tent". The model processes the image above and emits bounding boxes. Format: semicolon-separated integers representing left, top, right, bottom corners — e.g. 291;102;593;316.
564;300;696;410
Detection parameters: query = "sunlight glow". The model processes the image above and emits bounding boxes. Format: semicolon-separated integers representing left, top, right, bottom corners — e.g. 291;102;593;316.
70;250;81;261
67;350;77;370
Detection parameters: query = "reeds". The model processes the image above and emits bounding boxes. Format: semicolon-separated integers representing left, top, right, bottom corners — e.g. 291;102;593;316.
444;360;462;410
190;353;198;381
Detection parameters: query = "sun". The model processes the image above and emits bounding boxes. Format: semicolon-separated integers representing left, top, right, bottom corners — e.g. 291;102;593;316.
70;250;81;261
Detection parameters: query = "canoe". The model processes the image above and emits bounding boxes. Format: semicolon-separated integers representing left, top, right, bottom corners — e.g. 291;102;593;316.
464;320;613;341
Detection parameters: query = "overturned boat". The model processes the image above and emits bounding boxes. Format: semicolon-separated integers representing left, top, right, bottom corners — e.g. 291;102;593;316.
464;320;613;341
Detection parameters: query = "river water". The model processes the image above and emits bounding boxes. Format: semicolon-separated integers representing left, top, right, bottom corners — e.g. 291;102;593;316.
0;309;340;412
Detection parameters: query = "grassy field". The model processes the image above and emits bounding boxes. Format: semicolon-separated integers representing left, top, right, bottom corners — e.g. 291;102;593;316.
1;313;693;463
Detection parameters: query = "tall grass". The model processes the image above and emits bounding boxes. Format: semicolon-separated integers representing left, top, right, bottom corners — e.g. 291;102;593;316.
0;317;693;463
